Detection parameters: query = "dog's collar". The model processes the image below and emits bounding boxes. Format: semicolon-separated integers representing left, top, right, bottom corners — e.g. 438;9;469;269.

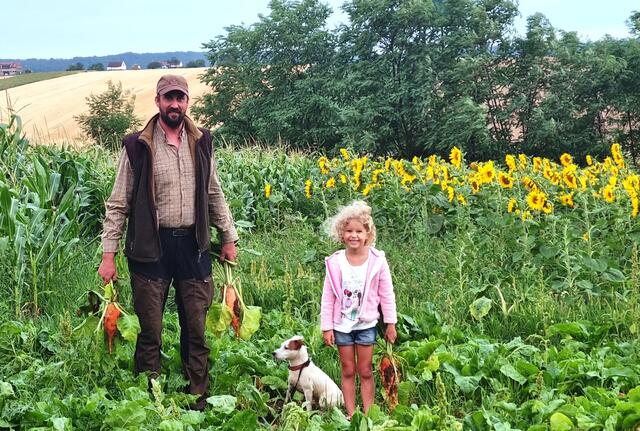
288;358;311;372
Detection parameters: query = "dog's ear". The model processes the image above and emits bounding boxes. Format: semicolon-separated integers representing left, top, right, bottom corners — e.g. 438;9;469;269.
288;338;305;350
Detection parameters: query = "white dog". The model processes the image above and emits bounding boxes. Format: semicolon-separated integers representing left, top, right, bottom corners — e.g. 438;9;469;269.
273;335;343;410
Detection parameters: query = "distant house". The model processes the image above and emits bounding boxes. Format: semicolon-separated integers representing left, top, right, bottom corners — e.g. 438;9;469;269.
131;64;141;70
160;59;183;69
0;62;23;76
106;61;126;71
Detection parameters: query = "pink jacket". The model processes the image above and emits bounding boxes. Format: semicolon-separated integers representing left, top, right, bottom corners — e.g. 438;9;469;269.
320;247;397;331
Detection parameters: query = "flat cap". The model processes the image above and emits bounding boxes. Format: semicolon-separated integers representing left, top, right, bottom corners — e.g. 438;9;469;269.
156;74;189;96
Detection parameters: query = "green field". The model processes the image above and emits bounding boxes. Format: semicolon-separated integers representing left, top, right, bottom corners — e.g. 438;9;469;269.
0;113;639;430
0;71;81;91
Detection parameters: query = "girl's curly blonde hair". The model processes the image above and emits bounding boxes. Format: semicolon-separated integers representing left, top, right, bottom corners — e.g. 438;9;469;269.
324;200;377;246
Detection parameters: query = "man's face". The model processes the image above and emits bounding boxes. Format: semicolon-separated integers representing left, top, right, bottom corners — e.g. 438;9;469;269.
156;90;189;129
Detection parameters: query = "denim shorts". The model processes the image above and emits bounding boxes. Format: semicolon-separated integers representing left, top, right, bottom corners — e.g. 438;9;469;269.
334;327;377;346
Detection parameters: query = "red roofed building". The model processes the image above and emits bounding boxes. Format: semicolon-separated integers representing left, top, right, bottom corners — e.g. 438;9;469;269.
106;61;126;71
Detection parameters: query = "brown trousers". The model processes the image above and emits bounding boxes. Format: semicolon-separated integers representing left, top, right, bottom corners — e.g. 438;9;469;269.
130;272;213;399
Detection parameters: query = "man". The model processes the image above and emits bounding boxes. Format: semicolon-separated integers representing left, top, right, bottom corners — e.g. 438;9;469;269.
98;74;238;411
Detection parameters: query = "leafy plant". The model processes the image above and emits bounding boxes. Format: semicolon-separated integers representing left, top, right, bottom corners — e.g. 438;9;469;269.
74;80;141;150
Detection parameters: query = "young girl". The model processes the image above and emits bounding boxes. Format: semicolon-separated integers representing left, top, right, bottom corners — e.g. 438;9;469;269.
320;200;397;418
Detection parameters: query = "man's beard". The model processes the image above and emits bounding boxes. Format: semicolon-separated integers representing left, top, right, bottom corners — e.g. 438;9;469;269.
161;109;185;129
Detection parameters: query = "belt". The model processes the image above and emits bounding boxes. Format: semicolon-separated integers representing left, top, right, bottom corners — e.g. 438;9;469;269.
160;226;194;237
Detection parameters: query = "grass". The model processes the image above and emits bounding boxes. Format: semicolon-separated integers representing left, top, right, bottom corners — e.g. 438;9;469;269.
0;71;82;91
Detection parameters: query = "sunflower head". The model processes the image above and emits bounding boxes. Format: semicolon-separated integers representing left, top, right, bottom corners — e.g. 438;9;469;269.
560;153;573;167
450;147;462;168
527;190;546;211
498;172;513;189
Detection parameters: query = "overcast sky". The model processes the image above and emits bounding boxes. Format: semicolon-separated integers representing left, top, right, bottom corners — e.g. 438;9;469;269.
3;0;638;59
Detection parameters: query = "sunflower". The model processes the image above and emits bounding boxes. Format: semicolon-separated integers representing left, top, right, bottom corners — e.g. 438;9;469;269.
339;174;348;184
304;179;313;199
533;157;542;172
560;153;573;167
446;186;455;202
362;183;374;197
507;198;517;213
542;202;553;214
611;143;625;168
412;156;422;171
457;194;467;205
505;154;516;172
559;193;575;208
479;161;495;184
325;177;336;189
449;147;462;169
498;172;513;189
470;177;480;194
632;196;639;218
264;182;272;199
543;165;555;182
340;148;350;161
518;154;528;169
602;184;615;203
401;174;416;188
562;168;578;189
586;155;593;166
441;165;450;182
623;175;640;196
522;176;538;192
527;190;546;211
372;168;385;184
318;156;330;175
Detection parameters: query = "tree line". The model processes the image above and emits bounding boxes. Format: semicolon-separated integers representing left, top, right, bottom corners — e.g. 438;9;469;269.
192;0;640;163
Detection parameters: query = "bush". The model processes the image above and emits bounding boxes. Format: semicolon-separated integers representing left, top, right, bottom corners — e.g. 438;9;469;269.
75;80;142;150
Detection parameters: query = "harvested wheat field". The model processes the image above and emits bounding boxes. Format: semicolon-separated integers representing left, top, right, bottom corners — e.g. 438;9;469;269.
0;68;210;145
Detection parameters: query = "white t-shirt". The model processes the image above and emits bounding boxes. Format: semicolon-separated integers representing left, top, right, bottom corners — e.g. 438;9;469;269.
334;253;377;333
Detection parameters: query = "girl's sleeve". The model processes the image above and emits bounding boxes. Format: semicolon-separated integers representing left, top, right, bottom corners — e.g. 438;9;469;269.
378;257;397;324
320;268;336;331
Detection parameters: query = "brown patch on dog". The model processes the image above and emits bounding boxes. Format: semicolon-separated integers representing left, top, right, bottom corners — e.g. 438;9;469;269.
287;338;304;350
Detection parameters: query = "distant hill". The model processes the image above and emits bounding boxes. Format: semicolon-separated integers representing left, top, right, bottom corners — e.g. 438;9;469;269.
0;51;208;72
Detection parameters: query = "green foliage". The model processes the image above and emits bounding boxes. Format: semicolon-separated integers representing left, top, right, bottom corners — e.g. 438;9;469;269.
0;115;114;316
147;61;162;69
74;80;142;150
195;1;640;163
194;0;340;149
1;114;640;428
66;62;84;71
88;62;105;71
186;59;206;68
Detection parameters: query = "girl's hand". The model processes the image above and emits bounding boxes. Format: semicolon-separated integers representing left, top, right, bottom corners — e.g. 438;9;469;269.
323;330;335;347
385;324;397;344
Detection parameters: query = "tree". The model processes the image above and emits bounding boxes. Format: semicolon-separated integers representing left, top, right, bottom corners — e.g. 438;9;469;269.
336;0;518;158
186;60;206;68
74;81;142;150
66;62;84;71
193;0;340;149
89;63;105;71
147;61;162;69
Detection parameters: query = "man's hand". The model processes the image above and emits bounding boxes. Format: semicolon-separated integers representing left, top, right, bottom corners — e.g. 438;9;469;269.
98;252;117;285
322;330;335;347
385;324;397;344
219;241;237;263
